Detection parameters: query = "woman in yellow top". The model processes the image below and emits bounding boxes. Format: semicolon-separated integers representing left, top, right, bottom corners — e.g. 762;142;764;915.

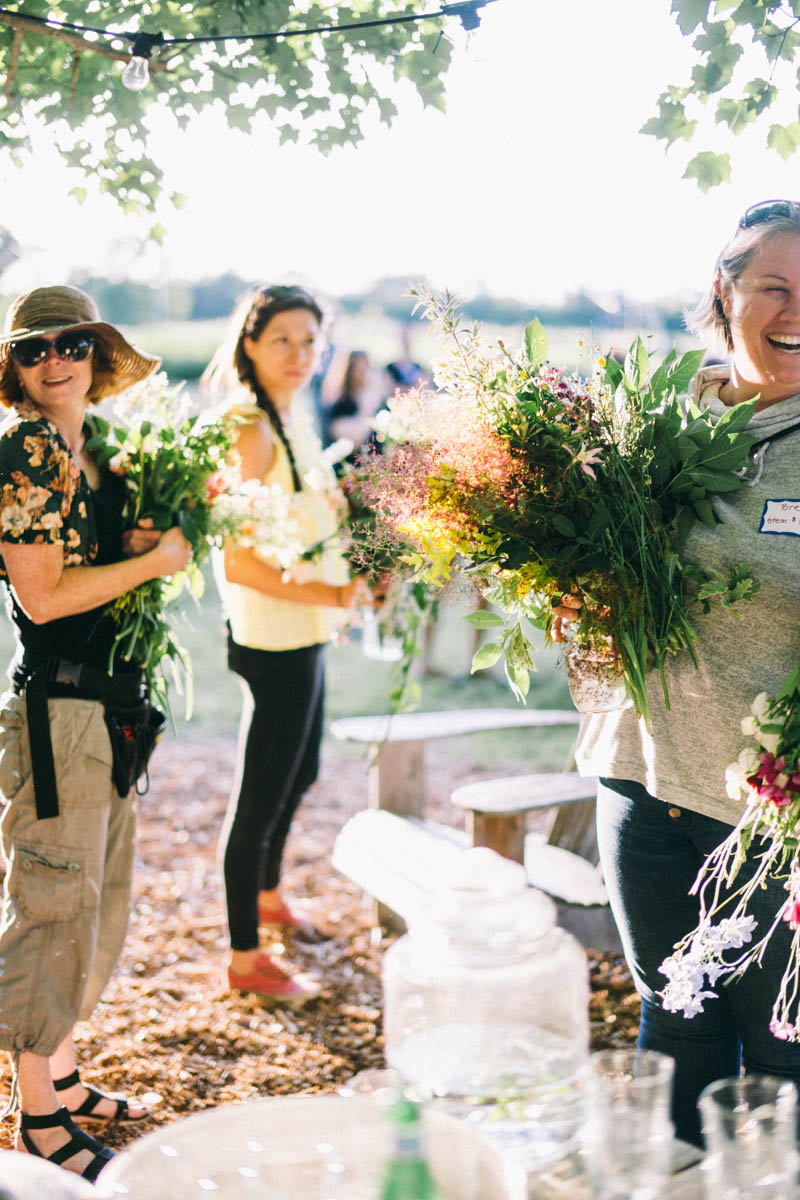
204;285;371;1003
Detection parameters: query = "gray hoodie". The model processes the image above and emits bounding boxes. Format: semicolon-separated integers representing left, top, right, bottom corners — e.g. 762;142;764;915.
575;367;800;825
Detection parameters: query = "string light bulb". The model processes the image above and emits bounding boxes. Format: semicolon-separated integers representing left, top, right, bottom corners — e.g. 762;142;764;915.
121;55;149;90
120;32;164;91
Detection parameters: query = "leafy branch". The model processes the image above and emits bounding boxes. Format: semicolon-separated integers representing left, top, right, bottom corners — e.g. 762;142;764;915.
0;1;457;216
643;1;800;191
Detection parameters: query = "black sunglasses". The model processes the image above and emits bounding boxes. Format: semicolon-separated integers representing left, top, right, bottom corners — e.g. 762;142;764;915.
738;199;800;229
9;329;96;369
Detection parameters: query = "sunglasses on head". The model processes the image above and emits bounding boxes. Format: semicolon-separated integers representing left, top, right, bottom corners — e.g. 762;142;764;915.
738;199;800;229
9;329;96;369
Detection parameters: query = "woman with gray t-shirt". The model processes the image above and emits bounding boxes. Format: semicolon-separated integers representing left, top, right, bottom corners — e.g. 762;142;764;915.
559;200;800;1146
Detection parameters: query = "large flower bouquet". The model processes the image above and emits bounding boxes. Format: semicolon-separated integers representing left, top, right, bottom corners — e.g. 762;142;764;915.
86;376;238;711
660;669;800;1037
358;290;759;727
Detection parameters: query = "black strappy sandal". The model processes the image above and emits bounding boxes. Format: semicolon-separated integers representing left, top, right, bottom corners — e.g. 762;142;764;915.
53;1068;151;1124
19;1106;114;1183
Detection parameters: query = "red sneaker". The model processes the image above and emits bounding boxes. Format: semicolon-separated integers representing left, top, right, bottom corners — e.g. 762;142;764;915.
227;954;320;1005
258;898;313;930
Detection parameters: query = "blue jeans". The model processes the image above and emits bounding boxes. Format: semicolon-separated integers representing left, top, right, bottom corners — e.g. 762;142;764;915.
596;778;800;1146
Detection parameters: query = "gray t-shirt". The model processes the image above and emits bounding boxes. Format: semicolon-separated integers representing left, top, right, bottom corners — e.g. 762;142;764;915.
575;367;800;825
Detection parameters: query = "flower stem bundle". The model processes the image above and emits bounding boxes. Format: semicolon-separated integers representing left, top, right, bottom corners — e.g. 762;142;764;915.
86;376;234;712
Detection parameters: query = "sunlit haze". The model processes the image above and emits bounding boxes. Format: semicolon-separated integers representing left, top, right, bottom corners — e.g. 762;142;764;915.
3;0;800;306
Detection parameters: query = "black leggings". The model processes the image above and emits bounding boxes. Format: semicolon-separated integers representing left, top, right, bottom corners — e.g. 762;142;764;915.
222;636;325;951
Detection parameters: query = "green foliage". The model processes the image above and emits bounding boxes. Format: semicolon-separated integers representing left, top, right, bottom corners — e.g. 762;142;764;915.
85;380;233;712
682;150;732;190
645;1;800;189
0;1;456;215
365;291;760;727
692;560;761;611
523;318;548;371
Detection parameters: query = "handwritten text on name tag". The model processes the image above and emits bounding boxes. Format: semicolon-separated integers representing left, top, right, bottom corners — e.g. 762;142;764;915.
760;500;800;537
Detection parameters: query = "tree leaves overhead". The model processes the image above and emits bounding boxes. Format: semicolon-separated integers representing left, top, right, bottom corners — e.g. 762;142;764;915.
0;1;455;215
644;1;800;191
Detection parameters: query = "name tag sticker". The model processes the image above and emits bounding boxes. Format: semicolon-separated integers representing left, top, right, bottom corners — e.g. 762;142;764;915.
759;499;800;537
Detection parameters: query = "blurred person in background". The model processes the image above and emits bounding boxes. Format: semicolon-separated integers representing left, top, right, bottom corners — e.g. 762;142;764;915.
322;348;385;464
385;324;428;395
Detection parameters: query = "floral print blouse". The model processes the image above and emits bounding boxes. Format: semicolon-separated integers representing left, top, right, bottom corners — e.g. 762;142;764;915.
0;400;97;580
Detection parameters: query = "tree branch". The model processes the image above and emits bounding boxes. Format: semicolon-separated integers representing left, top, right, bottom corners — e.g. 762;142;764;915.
0;10;164;69
3;26;21;99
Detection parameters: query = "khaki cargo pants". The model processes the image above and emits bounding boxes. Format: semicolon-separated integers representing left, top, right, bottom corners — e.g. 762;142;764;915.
0;691;135;1057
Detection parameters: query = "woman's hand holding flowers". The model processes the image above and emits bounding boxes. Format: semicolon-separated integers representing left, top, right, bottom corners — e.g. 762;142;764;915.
122;516;161;558
121;517;192;580
343;576;376;609
149;525;193;577
552;591;583;643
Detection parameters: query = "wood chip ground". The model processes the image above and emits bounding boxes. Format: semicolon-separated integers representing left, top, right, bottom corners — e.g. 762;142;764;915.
0;735;639;1154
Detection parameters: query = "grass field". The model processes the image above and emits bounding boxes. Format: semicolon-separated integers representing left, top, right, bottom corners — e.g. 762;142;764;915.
153;568;577;771
0;564;577;772
118;313;695;382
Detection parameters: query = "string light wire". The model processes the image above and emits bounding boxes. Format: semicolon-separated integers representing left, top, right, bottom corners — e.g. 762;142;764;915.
0;2;497;62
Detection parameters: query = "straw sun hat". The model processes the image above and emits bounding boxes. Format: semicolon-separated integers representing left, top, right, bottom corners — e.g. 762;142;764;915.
0;284;160;407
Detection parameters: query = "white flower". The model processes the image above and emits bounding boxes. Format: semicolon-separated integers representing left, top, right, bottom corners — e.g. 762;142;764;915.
660;953;706;991
659;959;717;1015
726;747;764;800
661;984;716;1018
759;730;782;755
303;466;328;492
112;373;192;431
209;472;305;569
715;914;757;949
705;961;728;986
659;915;757;1019
322;438;354;467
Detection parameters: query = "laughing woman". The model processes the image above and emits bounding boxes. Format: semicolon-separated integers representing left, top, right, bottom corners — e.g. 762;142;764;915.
569;201;800;1145
0;286;191;1181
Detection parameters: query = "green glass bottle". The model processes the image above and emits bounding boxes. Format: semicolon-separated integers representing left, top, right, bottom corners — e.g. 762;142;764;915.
379;1096;445;1200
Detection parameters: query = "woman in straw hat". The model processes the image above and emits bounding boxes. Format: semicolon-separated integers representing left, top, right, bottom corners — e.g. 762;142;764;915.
203;284;375;1005
0;285;191;1181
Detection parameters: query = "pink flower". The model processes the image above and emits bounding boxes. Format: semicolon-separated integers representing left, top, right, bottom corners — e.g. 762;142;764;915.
782;900;800;930
770;1019;796;1040
205;472;227;501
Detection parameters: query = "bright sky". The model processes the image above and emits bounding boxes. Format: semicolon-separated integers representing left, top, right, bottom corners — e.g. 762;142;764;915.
3;0;800;306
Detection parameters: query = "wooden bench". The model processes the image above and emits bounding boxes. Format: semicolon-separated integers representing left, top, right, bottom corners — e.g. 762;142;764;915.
331;809;471;926
449;772;620;951
328;707;582;818
450;772;600;866
330;706;622;950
